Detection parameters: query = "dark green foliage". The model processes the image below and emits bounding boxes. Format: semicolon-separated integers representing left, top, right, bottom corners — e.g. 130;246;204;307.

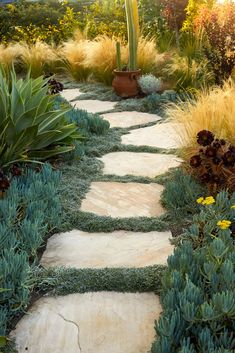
161;169;206;219
152;191;235;353
0;164;61;337
35;265;166;296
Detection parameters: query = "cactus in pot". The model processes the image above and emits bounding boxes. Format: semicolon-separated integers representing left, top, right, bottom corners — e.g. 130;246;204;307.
125;0;139;71
113;0;141;97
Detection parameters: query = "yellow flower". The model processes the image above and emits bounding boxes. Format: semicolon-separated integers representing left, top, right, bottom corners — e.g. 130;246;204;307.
202;196;215;205
197;197;204;204
231;205;235;209
217;220;231;230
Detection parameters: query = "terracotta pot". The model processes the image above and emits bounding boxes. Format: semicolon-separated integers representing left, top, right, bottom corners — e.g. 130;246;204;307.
112;69;141;98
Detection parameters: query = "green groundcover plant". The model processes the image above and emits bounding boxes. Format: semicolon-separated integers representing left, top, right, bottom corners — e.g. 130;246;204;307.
152;191;235;353
0;67;81;168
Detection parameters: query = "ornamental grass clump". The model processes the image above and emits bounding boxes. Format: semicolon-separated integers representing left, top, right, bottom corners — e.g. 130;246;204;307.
168;80;235;156
0;44;21;74
19;41;59;77
60;39;91;82
85;35;128;85
189;130;235;192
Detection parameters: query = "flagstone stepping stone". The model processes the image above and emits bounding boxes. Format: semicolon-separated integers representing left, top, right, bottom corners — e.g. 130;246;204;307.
41;230;173;269
11;292;161;353
101;111;161;128
60;88;82;101
98;152;182;177
73;100;116;114
121;122;182;149
80;182;165;218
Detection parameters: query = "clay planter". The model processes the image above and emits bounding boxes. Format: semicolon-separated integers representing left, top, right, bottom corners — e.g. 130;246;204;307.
112;69;141;98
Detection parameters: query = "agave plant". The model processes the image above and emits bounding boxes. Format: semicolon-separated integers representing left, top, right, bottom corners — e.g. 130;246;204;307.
0;67;81;168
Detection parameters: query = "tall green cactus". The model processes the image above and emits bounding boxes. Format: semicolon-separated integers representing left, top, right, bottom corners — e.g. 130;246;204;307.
116;41;122;70
125;0;139;71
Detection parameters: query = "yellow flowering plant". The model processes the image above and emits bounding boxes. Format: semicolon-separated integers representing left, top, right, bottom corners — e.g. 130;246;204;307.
189;191;235;246
196;196;215;205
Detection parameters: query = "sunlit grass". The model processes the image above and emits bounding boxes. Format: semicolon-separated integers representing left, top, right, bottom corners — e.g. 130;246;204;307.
168;80;235;159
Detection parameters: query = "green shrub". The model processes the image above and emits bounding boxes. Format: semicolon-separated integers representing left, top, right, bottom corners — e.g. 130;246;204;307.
0;164;61;338
0;67;81;168
152;191;235;353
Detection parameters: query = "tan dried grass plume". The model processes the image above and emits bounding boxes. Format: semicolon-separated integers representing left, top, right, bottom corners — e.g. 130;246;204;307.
0;43;21;72
59;39;91;82
84;35;128;85
167;80;235;159
19;41;58;77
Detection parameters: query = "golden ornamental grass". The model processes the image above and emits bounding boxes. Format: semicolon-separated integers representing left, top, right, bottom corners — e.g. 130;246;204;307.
137;36;159;74
0;44;21;72
167;80;235;159
59;39;91;82
84;35;128;85
19;41;59;77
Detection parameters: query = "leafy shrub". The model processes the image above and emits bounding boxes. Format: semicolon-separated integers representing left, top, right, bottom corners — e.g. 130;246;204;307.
138;74;162;95
0;3;82;44
152;191;235;353
190;130;235;193
162;169;206;219
0;164;61;338
195;3;235;85
0;67;81;168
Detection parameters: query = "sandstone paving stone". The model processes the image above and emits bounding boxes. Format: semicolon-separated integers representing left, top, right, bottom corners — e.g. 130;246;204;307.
73;100;116;114
40;230;173;268
98;152;182;177
80;182;165;218
121;122;182;149
11;292;161;353
101;111;161;128
60;88;82;101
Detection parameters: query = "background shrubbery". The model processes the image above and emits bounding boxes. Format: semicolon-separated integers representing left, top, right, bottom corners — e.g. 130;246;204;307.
0;0;234;92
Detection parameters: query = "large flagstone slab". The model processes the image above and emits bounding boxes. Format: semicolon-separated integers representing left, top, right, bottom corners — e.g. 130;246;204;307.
80;182;165;218
11;292;161;353
98;152;182;177
60;88;82;101
121;122;182;149
101;111;161;128
41;230;173;268
73;100;116;114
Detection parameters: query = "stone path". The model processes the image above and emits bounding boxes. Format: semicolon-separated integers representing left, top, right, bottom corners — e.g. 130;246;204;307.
99;152;182;177
101;111;161;128
60;88;83;101
122;122;182;149
12;91;182;353
80;182;165;218
41;230;174;268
